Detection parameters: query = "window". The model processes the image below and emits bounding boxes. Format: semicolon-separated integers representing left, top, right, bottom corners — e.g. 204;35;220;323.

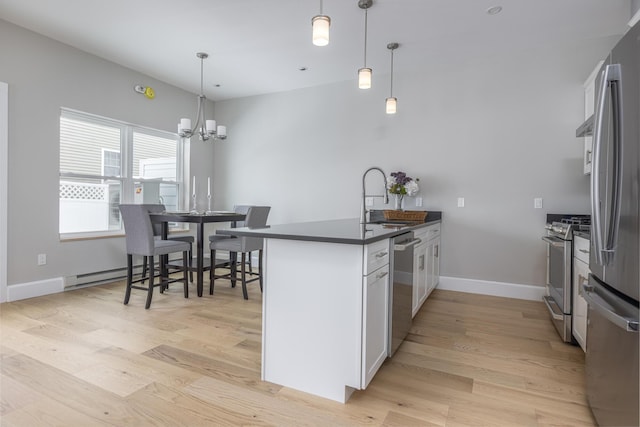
59;109;183;237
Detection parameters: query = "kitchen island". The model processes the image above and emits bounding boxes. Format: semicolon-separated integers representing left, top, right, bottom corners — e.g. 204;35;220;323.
219;213;441;403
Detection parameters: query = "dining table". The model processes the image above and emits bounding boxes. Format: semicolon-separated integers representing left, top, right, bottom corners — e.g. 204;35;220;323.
150;211;246;297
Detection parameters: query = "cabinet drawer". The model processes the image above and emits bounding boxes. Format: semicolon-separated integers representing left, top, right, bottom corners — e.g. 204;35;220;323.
364;239;390;275
574;235;590;264
417;223;440;242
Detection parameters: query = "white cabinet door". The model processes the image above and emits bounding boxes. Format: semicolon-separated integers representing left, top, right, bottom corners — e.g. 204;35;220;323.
362;264;389;388
427;238;440;295
582;60;603;175
412;242;427;318
573;258;589;351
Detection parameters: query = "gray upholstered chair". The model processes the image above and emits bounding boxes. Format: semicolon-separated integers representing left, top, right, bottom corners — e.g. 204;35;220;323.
209;204;252;273
209;206;270;299
144;204;195;282
119;204;190;309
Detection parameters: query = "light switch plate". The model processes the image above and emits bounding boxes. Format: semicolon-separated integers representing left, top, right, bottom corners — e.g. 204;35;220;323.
416;197;423;207
534;197;543;209
457;197;465;208
365;197;374;206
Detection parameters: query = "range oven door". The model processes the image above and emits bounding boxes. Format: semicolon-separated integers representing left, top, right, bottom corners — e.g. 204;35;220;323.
542;235;573;342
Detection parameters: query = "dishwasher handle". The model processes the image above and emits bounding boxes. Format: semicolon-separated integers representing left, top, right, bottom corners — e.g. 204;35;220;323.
394;238;421;251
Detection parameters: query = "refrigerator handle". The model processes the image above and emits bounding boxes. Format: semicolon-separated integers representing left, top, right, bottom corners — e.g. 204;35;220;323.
582;283;639;332
590;64;622;266
603;64;623;262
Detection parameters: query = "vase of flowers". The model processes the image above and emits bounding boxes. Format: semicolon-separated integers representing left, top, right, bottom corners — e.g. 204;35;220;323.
387;171;419;211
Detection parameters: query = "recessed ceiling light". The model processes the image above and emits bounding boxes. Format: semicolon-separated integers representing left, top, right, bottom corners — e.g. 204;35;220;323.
486;5;502;15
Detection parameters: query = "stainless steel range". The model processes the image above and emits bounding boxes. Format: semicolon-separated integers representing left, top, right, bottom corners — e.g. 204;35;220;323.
542;214;590;343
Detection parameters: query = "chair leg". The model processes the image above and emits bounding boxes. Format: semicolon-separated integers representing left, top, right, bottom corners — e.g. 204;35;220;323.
258;249;264;293
124;254;133;305
145;256;155;309
230;252;237;288
209;249;216;295
241;252;249;300
188;245;194;283
183;250;189;298
141;255;148;283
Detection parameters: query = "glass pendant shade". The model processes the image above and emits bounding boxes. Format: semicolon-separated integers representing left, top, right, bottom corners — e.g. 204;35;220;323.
386;97;397;114
312;15;330;46
358;67;372;89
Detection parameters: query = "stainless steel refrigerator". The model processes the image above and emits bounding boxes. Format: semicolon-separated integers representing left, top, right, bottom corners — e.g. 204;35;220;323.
581;21;639;427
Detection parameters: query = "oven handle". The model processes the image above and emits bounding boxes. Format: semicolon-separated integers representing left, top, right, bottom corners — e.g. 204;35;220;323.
543;296;564;320
541;236;565;248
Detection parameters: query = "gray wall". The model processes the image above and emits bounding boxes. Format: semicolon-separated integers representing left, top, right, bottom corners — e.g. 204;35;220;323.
0;17;619;291
0;20;214;285
212;38;618;287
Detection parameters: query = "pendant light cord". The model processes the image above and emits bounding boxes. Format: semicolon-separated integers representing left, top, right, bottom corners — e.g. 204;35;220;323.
363;7;368;67
390;48;394;96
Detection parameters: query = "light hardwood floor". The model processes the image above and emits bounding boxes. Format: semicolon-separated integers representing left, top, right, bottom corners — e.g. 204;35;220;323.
1;279;595;426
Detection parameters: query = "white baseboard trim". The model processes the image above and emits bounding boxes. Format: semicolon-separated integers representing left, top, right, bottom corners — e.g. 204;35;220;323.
438;276;545;301
6;277;65;302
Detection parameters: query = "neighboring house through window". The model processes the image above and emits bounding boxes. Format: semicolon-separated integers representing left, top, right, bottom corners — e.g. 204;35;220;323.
59;109;182;238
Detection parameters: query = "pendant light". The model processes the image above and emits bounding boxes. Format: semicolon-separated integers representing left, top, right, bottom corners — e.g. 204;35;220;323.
386;43;398;114
312;0;331;46
178;52;227;141
358;0;373;89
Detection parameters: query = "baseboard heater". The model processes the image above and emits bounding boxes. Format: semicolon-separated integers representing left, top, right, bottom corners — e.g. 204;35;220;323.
63;260;177;290
64;265;139;289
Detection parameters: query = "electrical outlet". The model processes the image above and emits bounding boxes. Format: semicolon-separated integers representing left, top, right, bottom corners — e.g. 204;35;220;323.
365;197;374;206
37;253;47;265
534;197;543;209
457;197;465;208
415;197;423;207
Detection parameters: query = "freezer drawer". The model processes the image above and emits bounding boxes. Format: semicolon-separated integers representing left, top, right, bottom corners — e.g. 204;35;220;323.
584;275;639;426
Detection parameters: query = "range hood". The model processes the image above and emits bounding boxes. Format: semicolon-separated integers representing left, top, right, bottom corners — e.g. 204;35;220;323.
576;114;594;137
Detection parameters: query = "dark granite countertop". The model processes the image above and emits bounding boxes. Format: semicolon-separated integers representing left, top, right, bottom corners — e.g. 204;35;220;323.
218;211;442;245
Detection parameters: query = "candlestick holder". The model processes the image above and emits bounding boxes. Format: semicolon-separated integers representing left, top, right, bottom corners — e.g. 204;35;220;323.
190;194;198;214
206;194;213;214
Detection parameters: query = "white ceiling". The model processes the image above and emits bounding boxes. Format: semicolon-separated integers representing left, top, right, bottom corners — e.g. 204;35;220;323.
0;0;633;101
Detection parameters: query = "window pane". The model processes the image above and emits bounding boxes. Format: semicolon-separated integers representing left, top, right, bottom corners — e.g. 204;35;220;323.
102;149;121;177
59;178;121;233
132;132;177;180
60;116;121;175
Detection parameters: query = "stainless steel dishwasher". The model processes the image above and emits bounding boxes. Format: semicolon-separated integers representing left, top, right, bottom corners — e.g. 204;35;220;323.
389;231;421;356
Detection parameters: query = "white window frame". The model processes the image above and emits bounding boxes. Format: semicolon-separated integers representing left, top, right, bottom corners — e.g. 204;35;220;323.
59;108;184;240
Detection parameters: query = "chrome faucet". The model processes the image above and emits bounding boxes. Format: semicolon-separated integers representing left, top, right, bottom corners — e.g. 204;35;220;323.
360;167;389;224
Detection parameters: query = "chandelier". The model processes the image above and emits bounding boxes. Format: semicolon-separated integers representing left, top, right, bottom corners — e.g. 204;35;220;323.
178;52;227;141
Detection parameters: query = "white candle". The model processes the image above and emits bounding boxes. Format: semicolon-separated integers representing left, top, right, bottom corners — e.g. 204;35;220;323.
217;125;227;137
206;120;216;133
181;118;191;131
207;177;211;196
192;176;196;196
